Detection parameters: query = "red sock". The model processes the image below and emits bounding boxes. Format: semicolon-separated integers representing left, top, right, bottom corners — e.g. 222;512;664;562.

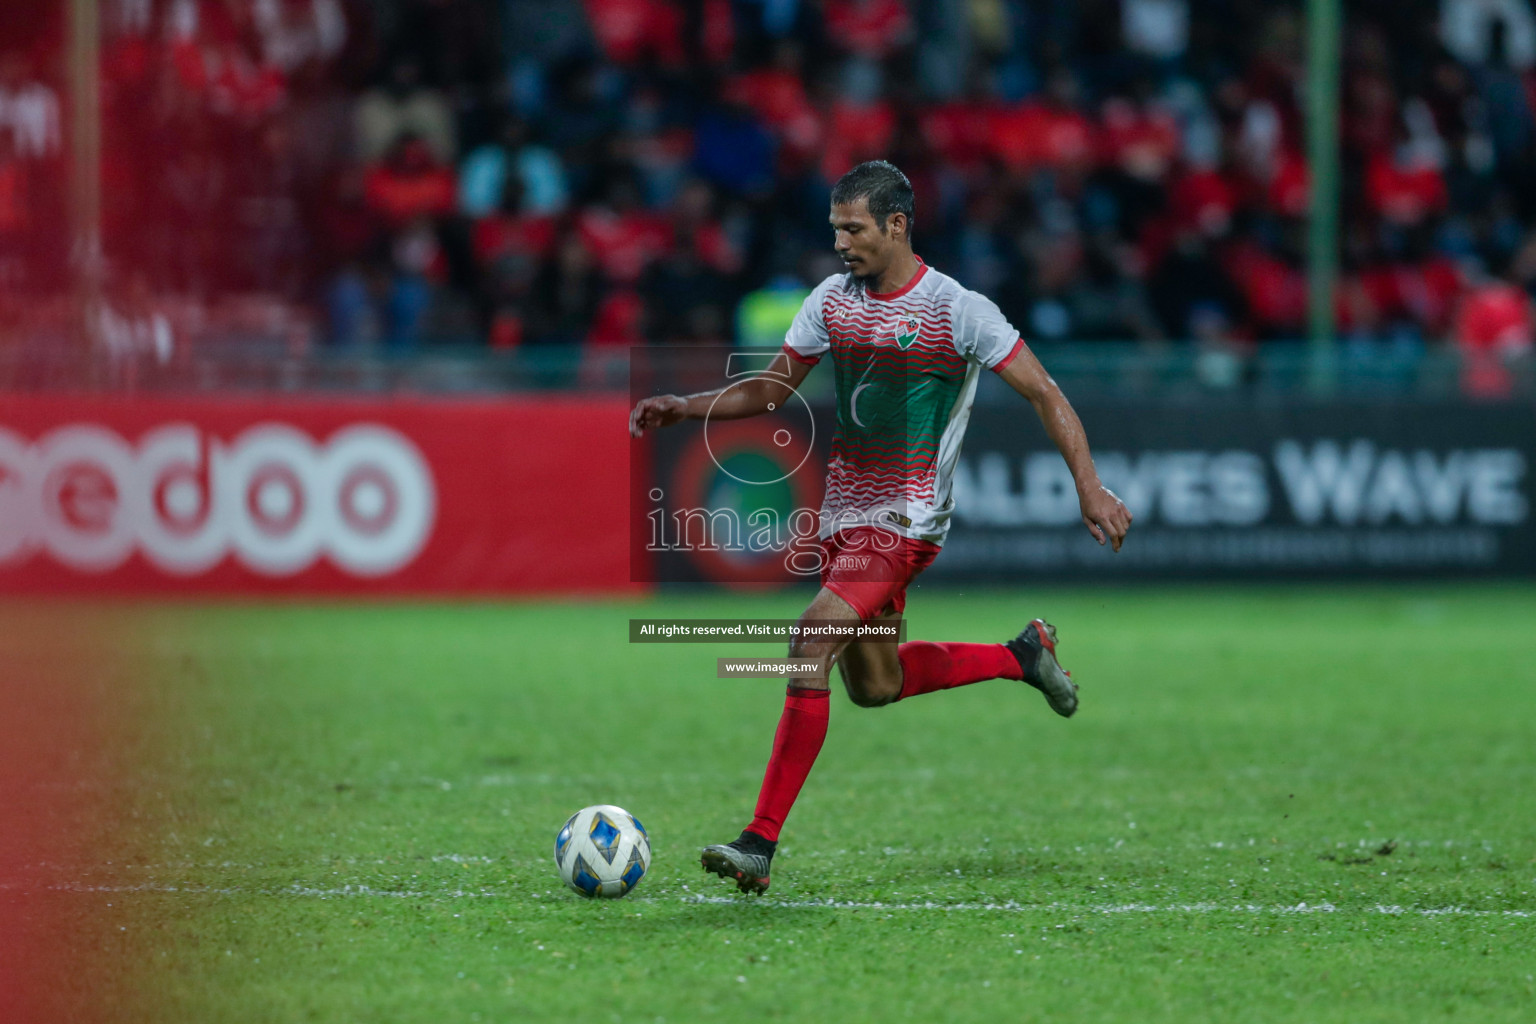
897;641;1022;700
746;687;830;843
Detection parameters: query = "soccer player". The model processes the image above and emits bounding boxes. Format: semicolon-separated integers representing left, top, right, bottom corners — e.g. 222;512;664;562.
628;161;1132;894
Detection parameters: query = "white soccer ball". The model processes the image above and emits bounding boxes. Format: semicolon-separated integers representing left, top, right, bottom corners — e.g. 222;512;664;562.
554;804;651;898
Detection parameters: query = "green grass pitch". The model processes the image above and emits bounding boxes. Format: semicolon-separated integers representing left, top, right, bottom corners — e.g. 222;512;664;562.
12;585;1536;1022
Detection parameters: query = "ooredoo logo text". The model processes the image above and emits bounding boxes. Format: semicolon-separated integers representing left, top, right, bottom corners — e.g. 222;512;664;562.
0;423;436;576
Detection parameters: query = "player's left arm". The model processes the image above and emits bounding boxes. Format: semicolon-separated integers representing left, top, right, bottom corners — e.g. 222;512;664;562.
995;343;1133;552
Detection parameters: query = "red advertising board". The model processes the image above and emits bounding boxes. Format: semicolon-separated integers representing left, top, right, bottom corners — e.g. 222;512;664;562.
0;394;639;595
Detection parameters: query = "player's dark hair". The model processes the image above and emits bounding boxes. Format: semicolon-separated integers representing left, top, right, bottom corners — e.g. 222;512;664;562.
830;160;915;239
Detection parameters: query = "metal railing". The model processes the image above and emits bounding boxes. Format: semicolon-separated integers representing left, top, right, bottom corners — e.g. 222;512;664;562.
0;338;1529;401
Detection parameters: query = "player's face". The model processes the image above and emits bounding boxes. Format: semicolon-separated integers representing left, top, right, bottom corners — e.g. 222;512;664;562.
830;199;899;280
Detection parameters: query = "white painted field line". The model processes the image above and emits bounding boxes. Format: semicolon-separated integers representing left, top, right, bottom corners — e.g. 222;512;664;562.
0;881;501;899
7;882;244;896
676;896;1536;919
4;881;1532;918
282;884;490;899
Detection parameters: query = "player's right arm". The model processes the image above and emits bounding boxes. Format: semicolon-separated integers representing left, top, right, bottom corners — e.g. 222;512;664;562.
629;278;834;438
628;351;815;437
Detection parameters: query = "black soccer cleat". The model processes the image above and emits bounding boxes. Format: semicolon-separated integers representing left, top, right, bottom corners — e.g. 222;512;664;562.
701;830;775;894
1006;618;1078;717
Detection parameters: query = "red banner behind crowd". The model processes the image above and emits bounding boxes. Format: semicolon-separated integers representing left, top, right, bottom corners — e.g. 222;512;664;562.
0;394;637;595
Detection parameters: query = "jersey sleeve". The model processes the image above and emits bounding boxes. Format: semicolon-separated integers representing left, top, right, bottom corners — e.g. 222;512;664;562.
782;277;836;365
953;290;1025;370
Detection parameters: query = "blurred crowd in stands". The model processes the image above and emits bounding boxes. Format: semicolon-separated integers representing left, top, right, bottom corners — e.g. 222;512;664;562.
3;0;1536;392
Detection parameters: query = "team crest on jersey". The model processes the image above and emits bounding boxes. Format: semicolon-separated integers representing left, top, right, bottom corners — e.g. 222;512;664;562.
895;316;920;349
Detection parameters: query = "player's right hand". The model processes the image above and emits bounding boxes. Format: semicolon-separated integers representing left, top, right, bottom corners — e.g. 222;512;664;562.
629;395;689;437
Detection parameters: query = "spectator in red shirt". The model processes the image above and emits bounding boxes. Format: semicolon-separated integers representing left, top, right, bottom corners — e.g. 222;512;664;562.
725;42;820;162
1366;131;1449;228
363;133;456;228
1169;162;1237;237
823;0;912;60
821;97;897;183
1225;236;1307;339
576;172;673;284
920;73;997;173
474;183;558;272
1101;84;1181;184
991;71;1098;174
584;0;685;68
1452;274;1533;398
1367;229;1465;341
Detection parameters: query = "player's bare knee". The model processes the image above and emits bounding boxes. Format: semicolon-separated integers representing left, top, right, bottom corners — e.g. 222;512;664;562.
847;686;898;708
840;663;901;708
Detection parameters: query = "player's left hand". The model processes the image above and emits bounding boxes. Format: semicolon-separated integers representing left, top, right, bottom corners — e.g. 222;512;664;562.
1079;484;1132;552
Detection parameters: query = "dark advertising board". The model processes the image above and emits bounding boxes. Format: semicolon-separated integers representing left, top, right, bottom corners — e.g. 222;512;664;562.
933;399;1535;580
636;356;1535;582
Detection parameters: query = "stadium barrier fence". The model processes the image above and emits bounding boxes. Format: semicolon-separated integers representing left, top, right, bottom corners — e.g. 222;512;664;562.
1;376;1531;596
0;393;635;595
3;341;1530;400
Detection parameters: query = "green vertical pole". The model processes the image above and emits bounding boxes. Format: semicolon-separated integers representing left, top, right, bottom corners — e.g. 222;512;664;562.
70;0;103;368
1306;0;1341;394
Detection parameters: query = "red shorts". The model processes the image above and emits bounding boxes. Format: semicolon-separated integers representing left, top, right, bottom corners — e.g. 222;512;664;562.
819;526;941;621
